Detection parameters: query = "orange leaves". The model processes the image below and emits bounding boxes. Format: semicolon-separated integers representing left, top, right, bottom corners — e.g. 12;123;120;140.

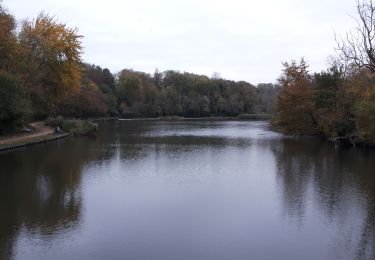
275;59;318;134
0;5;17;72
20;12;82;62
275;58;375;144
19;12;83;108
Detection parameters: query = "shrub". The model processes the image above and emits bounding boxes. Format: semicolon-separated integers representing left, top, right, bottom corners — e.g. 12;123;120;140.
45;117;97;136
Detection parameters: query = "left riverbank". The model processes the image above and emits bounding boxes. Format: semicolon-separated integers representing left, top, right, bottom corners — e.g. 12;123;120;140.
0;122;70;152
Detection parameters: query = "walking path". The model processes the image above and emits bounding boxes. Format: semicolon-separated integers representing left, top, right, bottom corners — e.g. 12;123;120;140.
0;122;53;145
0;122;69;151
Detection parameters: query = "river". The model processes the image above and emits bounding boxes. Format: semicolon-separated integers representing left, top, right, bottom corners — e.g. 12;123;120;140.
1;120;374;260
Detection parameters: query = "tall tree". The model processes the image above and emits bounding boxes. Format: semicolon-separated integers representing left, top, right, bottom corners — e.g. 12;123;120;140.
311;67;359;139
18;12;83;116
275;59;318;134
0;2;17;73
336;0;375;72
256;83;280;114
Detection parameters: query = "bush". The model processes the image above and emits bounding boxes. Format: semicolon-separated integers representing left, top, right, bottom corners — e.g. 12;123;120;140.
45;116;64;128
45;117;97;136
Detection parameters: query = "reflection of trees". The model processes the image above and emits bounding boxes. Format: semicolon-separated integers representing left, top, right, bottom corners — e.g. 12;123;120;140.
0;137;111;260
272;138;375;259
272;138;318;223
344;149;375;260
102;120;252;161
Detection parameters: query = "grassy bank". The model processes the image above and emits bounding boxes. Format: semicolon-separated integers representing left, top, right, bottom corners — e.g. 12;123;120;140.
45;117;98;136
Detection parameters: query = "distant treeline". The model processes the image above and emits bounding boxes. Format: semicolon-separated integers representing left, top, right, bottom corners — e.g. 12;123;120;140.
81;67;279;118
274;1;375;146
0;2;278;134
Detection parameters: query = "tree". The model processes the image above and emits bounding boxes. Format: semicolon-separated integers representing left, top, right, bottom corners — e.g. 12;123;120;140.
0;73;30;134
336;0;375;72
256;83;280;114
356;84;375;142
198;95;210;116
154;86;182;116
82;64;115;94
58;82;108;118
0;2;17;73
116;70;144;105
153;69;162;88
18;12;83;116
76;84;108;117
238;81;258;114
312;67;342;137
211;72;221;80
274;59;318;134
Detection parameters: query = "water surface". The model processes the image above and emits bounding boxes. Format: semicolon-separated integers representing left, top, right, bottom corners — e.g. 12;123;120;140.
1;120;375;260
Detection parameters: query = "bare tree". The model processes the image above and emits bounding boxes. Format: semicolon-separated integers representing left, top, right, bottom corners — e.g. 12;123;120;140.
336;0;375;72
327;55;355;79
211;71;222;80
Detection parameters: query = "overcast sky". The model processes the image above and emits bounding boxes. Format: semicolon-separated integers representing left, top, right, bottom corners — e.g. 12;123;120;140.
5;0;357;84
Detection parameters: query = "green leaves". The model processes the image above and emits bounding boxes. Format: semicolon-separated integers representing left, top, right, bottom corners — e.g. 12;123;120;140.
0;73;30;133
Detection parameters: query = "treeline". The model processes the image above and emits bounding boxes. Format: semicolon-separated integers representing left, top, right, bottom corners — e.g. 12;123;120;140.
274;0;375;146
60;65;279;119
0;2;278;134
110;69;278;118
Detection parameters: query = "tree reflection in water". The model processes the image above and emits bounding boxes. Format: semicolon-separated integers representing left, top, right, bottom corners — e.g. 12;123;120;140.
1;121;375;260
272;138;375;259
0;137;113;260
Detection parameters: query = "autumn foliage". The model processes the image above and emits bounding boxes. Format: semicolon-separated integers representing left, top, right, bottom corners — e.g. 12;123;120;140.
274;0;375;145
274;60;375;145
18;13;83;115
274;59;317;134
1;2;279;134
0;3;86;131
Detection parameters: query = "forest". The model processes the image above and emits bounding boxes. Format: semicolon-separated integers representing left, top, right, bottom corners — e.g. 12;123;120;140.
0;2;278;135
274;1;375;146
2;0;375;146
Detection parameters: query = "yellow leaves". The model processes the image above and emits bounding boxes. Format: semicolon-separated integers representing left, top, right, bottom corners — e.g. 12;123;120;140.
0;5;17;72
19;12;83;101
86;81;100;91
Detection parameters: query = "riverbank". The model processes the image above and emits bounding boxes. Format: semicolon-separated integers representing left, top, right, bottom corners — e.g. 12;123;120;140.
0;122;70;152
45;117;98;136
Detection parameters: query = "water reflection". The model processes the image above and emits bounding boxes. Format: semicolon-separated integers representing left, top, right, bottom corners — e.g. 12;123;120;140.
0;137;114;260
1;121;375;260
273;138;375;259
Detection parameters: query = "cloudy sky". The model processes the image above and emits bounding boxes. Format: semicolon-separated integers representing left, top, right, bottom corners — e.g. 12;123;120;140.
5;0;357;84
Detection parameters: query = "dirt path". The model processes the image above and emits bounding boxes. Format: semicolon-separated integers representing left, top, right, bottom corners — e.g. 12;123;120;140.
0;122;54;146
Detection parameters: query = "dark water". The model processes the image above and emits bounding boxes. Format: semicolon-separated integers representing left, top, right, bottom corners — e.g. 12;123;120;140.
1;120;375;260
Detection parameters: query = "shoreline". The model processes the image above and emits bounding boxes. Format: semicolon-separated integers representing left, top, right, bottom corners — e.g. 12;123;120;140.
0;133;70;152
0;122;70;152
0;116;271;152
1;118;374;152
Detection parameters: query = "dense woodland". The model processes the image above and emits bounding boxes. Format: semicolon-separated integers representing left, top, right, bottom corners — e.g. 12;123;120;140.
2;0;375;146
0;2;278;134
274;0;375;146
